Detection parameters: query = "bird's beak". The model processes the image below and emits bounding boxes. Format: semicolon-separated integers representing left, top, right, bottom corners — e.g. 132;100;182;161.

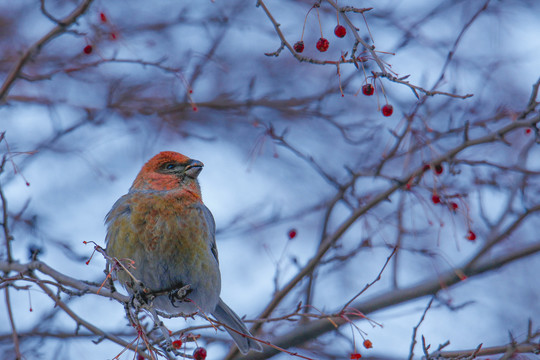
185;159;204;178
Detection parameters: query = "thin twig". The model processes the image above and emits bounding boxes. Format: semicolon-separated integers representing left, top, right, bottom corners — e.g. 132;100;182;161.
341;247;398;310
407;297;434;360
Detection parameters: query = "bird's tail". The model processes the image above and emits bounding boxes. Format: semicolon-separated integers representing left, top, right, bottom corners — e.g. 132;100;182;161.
212;298;263;354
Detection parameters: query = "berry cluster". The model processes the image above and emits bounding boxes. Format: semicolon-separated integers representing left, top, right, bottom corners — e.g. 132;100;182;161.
292;4;394;117
82;11;118;55
421;163;477;242
293;5;347;54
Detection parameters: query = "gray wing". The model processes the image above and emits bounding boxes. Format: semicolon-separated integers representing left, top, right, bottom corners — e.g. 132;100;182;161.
201;203;218;264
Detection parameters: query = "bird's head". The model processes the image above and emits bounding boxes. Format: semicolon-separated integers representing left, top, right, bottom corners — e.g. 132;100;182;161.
130;151;204;192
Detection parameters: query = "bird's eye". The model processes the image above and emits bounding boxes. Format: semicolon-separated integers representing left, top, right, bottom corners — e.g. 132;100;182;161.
166;163;175;170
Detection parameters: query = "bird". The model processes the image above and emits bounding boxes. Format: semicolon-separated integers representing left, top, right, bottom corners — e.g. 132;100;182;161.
105;151;262;354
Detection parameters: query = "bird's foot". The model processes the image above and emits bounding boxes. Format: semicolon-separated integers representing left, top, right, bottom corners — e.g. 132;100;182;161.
130;282;154;309
168;284;192;304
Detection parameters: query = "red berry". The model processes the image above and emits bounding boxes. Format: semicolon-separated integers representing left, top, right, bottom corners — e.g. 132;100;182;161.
362;84;374;96
422;164;431;172
350;353;362;359
100;12;107;22
363;339;373;349
293;41;304;53
193;347;207;360
83;45;93;54
466;230;476;241
434;163;443;175
432;195;441;204
334;25;346;38
381;104;393;117
316;37;329;52
525;128;532;134
450;202;458;210
172;340;182;349
288;229;297;239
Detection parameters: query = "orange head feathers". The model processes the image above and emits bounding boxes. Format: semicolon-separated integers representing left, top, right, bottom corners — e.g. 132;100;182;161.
130;151;204;192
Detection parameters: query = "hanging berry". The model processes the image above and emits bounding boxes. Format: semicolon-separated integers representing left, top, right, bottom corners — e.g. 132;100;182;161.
193;347;207;360
316;37;329;52
381;104;393;117
334;24;346;38
362;84;374;96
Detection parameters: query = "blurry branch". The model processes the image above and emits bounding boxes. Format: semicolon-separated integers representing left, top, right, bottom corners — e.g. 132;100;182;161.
0;156;22;359
0;156;14;264
371;0;489;99
0;259;152;356
186;1;249;91
315;0;491;177
265;125;341;188
458;159;540;175
0;330;133;341
377;75;539;176
430;319;540;359
431;344;539;359
1;115;96;187
32;273;137;352
160;95;320;114
424;0;490;99
373;0;493;177
240;240;540;360
0;0;94;103
22;57;186;82
242;79;540;356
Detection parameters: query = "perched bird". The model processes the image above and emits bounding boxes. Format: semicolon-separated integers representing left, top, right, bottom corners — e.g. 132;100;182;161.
105;151;262;354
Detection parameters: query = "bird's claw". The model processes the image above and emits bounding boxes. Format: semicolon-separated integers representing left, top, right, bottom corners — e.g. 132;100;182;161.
129;283;155;309
168;284;192;305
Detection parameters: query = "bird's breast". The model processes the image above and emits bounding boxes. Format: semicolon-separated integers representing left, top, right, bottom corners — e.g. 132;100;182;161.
106;191;220;301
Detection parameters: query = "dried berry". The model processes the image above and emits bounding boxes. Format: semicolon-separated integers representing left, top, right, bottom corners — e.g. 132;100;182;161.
316;37;329;52
362;84;374;96
193;347;207;360
293;41;304;53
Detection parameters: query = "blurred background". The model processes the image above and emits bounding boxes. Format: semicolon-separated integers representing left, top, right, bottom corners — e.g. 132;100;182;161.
1;0;540;359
